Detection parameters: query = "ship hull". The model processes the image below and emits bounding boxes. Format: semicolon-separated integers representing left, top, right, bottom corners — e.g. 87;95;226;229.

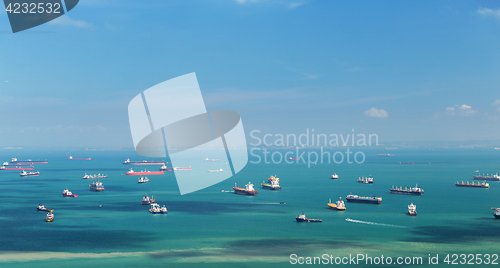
37;208;53;212
473;177;500;181
2;167;34;171
233;187;258;195
126;171;164;175
455;184;489;188
346;198;381;204
296;218;322;222
90;188;104;192
62;194;78;197
390;190;423;195
20;174;39;177
12;160;47;164
160;168;173;171
124;162;164;165
261;184;281;190
494;214;500;219
408;212;417;216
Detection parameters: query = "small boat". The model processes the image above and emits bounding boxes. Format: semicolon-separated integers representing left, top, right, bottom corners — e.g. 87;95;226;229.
20;170;40;177
289;157;300;161
149;203;168;214
62;188;78;197
36;203;53;212
492;208;500;219
141;194;150;205
45;212;54;222
331;173;339;179
138;176;149;183
207;169;224;172
150;195;156;203
296;213;322;222
89;181;105;191
408;203;417;216
357;176;373;184
233;182;258;195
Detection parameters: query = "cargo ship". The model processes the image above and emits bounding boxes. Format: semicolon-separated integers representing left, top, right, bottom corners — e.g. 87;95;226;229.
3;161;33;166
10;158;47;164
455;181;490;188
358;176;373;184
159;165;173;171
473;172;500;181
408;203;417;216
331;173;339;179
141;194;151;205
36;203;53;212
492;208;500;219
233;182;258;195
126;168;164;175
390;184;424;195
82;173;107;179
68;156;91;160
20;170;39;177
89;181;105;191
123;159;164;165
296;213;322;222
45;212;54;222
1;166;34;171
328;197;346;210
173;167;192;171
203;158;220;162
261;176;281;190
138;176;149;183
62;188;78;197
346;194;382;204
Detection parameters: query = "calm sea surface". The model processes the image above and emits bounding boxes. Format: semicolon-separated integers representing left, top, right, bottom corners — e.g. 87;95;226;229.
0;148;499;267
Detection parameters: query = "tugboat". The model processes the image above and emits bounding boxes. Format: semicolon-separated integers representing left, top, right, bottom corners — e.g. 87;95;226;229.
159;165;173;171
261;176;281;190
492;208;500;219
346;194;382;204
149;203;168;214
20;170;40;177
336;197;346;210
357;176;374;184
138;176;149;183
295;213;322;222
141;194;151;205
36;203;53;212
89;181;105;192
233;182;259;195
331;173;339;179
45;212;54;222
408;203;417;216
390;184;424;195
455;181;490;188
62;188;78;197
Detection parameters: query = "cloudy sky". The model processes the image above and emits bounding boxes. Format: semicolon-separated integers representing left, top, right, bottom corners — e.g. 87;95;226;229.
1;0;500;148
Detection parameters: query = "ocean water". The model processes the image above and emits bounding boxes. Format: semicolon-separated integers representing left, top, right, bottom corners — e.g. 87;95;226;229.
0;148;499;267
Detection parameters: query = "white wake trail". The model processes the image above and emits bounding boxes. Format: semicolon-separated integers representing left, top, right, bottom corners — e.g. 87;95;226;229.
345;218;406;228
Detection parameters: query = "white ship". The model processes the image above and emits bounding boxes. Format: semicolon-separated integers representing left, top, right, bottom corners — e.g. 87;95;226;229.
408;203;417;216
331;173;339;179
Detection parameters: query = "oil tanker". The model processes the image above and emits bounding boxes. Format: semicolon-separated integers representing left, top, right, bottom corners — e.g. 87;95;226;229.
10;158;47;164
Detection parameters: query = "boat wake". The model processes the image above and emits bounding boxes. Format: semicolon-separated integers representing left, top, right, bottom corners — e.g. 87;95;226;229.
345;218;406;228
221;190;234;193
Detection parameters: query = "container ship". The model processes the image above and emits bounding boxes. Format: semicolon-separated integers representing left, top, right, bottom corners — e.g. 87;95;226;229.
390;184;424;195
82;173;107;179
455;181;490;188
358;176;373;184
89;181;105;191
261;176;281;190
296;213;322;222
123;159;164;165
160;165;173;171
173;167;192;171
126;168;164;175
1;166;34;171
473;172;500;181
68;156;91;160
203;158;220;162
346;194;382;204
20;170;40;177
233;182;258;195
408;203;417;216
10;158;48;164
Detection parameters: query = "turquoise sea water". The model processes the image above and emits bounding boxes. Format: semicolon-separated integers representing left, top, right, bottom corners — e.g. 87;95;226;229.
0;148;499;267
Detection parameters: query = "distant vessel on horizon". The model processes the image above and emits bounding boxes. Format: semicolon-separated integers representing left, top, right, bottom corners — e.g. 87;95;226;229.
473;172;500;181
3;161;33;166
83;173;107;179
20;170;39;177
123;159;164;165
159;165;173;171
1;166;34;171
126;168;164;175
207;169;224;172
377;154;393;157
203;158;220;162
173;167;192;171
10;158;47;164
68;156;91;160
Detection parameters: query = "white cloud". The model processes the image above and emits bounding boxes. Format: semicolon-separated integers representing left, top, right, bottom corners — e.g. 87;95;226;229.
445;104;477;116
48;15;89;28
364;108;388;118
477;7;500;19
288;2;304;9
493;99;500;111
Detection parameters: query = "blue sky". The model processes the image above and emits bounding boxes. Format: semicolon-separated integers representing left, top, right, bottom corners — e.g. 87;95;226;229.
1;0;500;148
